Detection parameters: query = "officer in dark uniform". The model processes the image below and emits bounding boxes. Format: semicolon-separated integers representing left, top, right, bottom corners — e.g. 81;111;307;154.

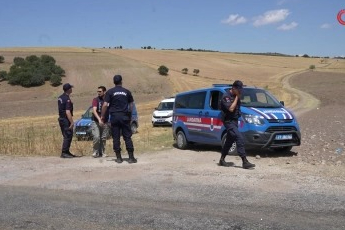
58;83;77;158
100;75;137;164
219;80;255;169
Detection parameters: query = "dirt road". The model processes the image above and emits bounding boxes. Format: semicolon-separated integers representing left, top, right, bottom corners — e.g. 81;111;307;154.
0;70;345;229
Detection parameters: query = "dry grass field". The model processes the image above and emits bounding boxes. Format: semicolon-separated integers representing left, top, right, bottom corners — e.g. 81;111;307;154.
1;47;344;157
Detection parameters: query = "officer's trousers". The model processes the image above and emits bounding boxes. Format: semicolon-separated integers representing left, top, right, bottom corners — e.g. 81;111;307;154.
221;120;246;157
110;115;134;154
58;118;73;153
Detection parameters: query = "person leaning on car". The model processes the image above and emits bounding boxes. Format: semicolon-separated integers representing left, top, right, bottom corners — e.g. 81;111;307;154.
91;86;110;158
100;74;137;164
57;83;77;158
219;80;255;169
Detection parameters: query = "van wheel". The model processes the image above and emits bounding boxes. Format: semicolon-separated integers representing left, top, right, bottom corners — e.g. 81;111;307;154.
221;133;237;155
176;131;188;149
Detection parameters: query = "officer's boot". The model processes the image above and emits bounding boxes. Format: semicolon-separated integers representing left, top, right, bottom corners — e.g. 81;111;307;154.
128;152;137;164
67;150;77;157
219;155;227;166
242;156;255;169
115;152;123;163
61;151;73;158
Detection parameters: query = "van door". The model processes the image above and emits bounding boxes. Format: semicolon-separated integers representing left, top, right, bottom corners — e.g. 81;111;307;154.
202;90;224;144
176;91;207;142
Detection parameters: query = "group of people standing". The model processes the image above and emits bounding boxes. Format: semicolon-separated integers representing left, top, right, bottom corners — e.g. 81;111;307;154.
57;74;137;163
57;76;255;169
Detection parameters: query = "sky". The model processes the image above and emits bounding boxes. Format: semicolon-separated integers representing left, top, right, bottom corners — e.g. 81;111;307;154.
1;0;344;57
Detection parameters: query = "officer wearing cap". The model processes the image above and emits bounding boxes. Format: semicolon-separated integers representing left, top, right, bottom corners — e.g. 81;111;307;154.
219;80;255;169
100;75;137;163
57;83;76;158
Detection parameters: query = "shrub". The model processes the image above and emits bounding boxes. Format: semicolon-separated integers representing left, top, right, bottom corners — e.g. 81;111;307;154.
6;55;65;87
50;74;62;86
0;55;4;63
0;70;8;80
181;68;188;74
193;69;200;76
158;65;169;75
309;65;315;70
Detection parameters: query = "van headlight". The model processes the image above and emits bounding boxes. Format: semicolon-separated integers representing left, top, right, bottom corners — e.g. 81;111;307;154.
242;114;265;125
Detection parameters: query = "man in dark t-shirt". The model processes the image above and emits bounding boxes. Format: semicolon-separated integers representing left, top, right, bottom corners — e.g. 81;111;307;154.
100;75;137;164
91;86;110;158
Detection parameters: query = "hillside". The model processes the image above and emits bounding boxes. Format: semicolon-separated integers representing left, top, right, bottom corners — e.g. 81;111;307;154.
0;47;344;119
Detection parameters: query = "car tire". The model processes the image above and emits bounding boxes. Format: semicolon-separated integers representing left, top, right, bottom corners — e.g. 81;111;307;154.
221;133;237;155
131;122;138;134
176;131;188;149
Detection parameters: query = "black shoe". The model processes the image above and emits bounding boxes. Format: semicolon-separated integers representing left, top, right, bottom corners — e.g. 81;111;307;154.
218;159;234;167
67;152;77;157
61;152;74;158
243;161;255;169
115;158;123;163
128;158;137;164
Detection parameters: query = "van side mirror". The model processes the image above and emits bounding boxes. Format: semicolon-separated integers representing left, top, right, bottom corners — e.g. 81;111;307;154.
280;101;285;106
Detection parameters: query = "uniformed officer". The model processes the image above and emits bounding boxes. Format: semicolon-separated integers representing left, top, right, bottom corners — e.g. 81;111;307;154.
58;83;77;158
100;75;137;163
91;86;110;158
219;80;255;169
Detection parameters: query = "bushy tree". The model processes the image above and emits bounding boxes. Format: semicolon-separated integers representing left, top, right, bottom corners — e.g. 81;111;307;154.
0;55;4;63
50;74;62;86
193;69;200;76
181;68;188;74
13;57;25;66
158;65;169;76
0;70;8;80
6;55;65;87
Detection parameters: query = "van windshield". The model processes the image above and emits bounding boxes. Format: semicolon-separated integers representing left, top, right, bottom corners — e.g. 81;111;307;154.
225;88;283;108
157;102;174;111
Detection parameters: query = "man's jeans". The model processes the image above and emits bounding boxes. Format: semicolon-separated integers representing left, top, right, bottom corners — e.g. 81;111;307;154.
91;121;110;156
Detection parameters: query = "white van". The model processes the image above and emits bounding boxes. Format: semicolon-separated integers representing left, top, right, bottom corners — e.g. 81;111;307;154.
151;97;175;127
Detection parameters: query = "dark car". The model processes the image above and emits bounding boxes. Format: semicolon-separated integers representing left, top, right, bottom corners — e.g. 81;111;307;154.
74;103;139;141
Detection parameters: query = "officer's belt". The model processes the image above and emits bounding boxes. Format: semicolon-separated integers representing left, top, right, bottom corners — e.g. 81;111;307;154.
111;112;128;116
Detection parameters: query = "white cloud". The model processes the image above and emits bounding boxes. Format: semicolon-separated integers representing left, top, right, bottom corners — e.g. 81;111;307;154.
277;21;298;30
320;23;331;29
221;14;247;26
277;0;287;6
253;9;290;27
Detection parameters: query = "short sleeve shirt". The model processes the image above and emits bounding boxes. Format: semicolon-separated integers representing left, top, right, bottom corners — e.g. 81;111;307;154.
92;96;109;122
58;93;73;117
104;86;134;114
221;91;241;120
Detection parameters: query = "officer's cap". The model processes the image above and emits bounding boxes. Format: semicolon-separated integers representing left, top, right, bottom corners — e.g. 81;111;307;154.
232;80;243;90
113;75;122;84
63;83;74;91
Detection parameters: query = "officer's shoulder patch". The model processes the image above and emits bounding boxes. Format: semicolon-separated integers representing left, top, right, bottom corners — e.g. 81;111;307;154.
223;97;231;103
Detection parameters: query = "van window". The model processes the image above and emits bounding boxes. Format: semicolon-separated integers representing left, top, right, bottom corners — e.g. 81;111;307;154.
240;88;282;108
175;91;206;109
209;90;223;110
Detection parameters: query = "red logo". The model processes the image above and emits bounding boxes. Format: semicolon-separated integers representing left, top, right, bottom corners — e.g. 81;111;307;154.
338;9;345;25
